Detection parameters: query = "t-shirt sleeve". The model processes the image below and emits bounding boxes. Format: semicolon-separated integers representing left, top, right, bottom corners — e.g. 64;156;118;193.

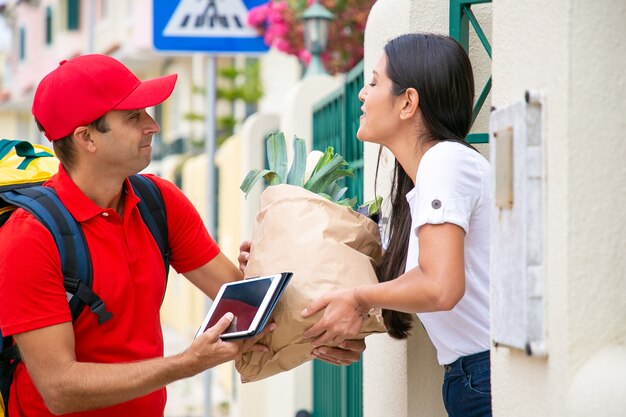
413;145;485;234
145;175;220;274
0;211;71;337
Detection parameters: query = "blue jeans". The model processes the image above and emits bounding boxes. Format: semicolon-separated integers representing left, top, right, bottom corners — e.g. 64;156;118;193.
442;350;492;417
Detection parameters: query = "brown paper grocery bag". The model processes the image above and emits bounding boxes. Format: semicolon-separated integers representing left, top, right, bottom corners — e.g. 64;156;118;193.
236;184;386;382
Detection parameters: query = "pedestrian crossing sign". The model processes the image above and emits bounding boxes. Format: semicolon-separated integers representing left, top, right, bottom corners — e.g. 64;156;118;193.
153;0;269;54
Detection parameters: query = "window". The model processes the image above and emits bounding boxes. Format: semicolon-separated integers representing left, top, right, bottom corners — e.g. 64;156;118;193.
99;0;109;20
45;6;53;45
67;0;80;30
19;26;26;61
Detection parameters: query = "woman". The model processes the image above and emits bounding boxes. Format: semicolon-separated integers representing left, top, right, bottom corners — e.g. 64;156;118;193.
301;33;492;417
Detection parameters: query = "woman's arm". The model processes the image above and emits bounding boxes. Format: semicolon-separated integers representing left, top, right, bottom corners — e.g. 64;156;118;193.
302;222;465;346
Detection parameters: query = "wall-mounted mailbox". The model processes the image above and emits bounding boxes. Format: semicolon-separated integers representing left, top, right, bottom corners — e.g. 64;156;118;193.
489;91;547;357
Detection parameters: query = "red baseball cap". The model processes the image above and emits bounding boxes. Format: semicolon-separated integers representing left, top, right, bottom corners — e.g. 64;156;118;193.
32;54;178;141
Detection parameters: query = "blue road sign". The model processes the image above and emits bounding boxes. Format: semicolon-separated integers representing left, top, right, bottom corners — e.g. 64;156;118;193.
153;0;270;54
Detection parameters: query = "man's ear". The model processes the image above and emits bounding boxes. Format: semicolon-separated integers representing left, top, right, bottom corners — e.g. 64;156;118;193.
73;126;96;153
399;87;419;120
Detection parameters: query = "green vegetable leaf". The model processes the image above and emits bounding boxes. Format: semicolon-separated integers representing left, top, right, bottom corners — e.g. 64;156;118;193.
361;195;384;215
308;167;353;195
337;197;358;208
309;146;334;179
240;169;279;197
286;137;306;187
304;154;350;193
266;132;288;183
329;185;349;202
241;131;362;210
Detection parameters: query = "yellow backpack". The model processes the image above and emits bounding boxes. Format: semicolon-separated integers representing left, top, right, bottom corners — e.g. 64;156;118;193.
0;139;58;416
0;139;59;220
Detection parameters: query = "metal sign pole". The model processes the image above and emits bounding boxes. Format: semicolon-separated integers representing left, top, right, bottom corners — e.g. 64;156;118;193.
152;2;270;415
203;54;217;417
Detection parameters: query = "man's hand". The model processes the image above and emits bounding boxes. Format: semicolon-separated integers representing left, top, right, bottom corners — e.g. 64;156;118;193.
311;339;366;366
238;240;251;274
188;312;275;373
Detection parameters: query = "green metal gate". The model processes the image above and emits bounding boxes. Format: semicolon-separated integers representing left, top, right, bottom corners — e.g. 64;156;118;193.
312;61;365;206
450;0;492;144
311;60;365;417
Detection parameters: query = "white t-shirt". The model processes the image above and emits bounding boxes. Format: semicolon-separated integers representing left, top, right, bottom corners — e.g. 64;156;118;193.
405;141;491;365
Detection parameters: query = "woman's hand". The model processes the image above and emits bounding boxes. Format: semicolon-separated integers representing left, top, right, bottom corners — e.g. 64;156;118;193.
238;240;251;274
301;288;370;348
312;339;366;366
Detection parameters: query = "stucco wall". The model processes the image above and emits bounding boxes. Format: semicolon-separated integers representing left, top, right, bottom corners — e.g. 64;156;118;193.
492;0;626;415
279;73;343;152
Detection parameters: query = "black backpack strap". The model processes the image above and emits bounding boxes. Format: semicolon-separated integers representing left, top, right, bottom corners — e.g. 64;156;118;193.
0;336;19;362
0;187;112;325
0;333;19;412
129;175;170;283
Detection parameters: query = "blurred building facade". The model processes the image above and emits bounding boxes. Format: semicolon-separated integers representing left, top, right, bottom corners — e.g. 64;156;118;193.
0;1;305;416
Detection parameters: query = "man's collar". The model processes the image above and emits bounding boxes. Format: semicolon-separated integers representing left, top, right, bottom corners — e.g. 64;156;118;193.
45;165;140;222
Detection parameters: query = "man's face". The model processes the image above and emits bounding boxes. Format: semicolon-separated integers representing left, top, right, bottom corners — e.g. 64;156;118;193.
89;109;160;176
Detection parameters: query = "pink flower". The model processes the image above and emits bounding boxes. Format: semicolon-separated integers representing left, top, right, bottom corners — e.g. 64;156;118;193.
267;6;285;25
247;2;270;27
265;21;289;38
272;0;288;12
264;31;275;46
298;49;312;65
274;38;291;53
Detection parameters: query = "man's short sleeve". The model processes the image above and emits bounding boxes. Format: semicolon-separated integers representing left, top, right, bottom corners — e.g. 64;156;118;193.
145;175;221;273
0;211;71;336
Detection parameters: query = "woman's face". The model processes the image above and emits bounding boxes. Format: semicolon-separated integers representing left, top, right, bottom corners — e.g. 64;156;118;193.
357;54;403;146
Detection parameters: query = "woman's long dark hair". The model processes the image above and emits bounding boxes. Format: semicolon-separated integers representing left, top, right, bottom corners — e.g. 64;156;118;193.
376;33;475;339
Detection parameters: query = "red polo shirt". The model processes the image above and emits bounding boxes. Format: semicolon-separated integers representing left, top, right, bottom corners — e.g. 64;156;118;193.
0;166;220;417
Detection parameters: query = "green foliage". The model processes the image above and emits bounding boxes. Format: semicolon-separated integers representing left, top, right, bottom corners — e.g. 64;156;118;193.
216;60;263;104
360;195;383;216
183;59;264;148
183;112;205;122
240;132;356;207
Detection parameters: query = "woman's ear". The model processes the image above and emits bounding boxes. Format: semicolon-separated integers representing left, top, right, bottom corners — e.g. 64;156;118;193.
73;126;96;153
400;87;419;120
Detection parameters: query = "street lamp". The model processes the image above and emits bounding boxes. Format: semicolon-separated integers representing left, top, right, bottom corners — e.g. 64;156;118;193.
301;0;334;78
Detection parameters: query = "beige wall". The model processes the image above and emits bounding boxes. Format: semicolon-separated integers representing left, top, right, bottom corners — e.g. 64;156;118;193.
215;135;243;262
492;0;626;416
279;73;344;153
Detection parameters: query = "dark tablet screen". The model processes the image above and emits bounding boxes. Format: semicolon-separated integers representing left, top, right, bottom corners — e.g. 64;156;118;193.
203;277;273;334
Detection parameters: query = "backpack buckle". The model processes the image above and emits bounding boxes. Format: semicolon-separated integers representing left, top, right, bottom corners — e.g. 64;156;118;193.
90;301;113;325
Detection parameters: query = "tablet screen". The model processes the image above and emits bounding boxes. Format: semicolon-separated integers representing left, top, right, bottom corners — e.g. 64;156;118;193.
202;277;273;334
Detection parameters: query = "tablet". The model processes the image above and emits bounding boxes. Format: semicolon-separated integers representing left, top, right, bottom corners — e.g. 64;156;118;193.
195;272;293;340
